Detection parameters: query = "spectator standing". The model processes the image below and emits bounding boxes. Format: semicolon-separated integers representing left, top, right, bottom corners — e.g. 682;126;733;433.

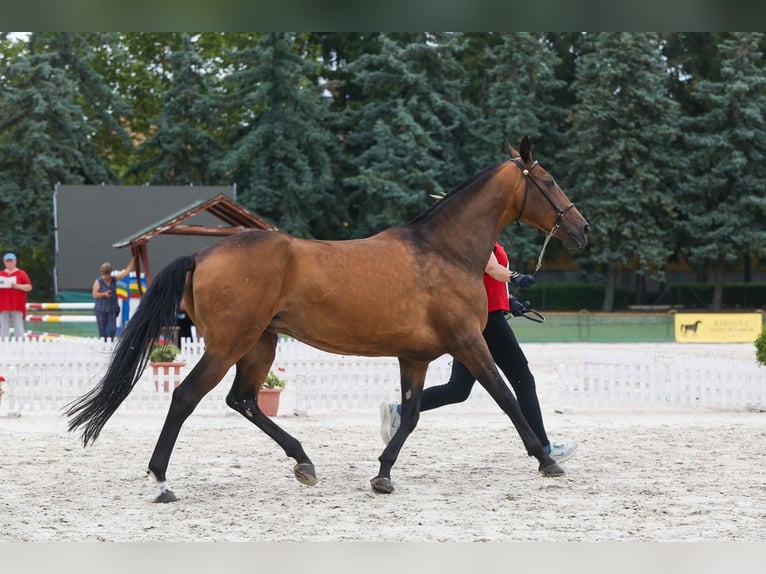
0;253;33;339
92;257;135;341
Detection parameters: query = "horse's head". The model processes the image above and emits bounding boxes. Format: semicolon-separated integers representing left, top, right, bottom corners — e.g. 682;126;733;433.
506;137;589;250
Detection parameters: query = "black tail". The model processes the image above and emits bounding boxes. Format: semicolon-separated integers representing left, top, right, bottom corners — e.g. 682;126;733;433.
66;255;194;445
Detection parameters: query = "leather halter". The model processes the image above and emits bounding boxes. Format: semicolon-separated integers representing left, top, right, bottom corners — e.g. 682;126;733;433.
509;157;576;274
510;157;575;229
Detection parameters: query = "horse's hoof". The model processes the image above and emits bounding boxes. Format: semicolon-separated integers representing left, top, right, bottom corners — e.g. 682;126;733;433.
539;461;565;477
153;489;178;503
294;463;317;486
370;476;395;494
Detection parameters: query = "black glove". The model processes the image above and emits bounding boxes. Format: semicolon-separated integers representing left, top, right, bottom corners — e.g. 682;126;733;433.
511;273;536;289
509;297;526;317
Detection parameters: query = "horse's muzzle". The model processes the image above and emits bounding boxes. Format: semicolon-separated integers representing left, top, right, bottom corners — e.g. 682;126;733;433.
563;221;589;250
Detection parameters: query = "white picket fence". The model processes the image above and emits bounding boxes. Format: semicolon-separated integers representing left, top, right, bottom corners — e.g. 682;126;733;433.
0;337;495;417
6;338;761;418
558;351;766;411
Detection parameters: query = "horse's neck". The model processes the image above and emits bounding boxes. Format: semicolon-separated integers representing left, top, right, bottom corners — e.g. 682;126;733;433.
410;172;518;273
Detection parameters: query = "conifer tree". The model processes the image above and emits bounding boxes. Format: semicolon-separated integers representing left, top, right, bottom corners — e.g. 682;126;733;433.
562;33;682;311
129;34;223;185
219;32;338;238
31;33;132;181
479;33;566;271
340;33;477;237
0;33;119;294
680;32;766;310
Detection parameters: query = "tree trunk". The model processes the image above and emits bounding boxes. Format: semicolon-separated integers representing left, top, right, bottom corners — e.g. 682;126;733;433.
711;254;725;312
602;264;616;312
634;273;647;305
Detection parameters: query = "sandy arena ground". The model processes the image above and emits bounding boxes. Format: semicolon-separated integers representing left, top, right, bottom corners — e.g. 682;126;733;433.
1;342;764;542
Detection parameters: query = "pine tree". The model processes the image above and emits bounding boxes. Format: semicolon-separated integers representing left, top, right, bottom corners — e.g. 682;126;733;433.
129;34;223;185
680;33;766;310
340;33;478;237
562;33;682;311
218;33;338;238
0;33;119;295
32;33;132;182
478;33;566;271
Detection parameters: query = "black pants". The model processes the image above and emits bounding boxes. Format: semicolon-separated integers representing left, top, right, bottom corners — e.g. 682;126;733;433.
420;310;550;448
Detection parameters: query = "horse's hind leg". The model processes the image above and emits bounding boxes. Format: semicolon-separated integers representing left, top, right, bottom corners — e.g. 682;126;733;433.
371;358;428;494
147;353;234;502
225;332;317;486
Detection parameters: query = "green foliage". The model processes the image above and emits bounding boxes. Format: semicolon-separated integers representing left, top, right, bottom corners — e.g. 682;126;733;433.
340;33;478;237
0;32;122;296
219;32;339;238
755;327;766;366
262;368;286;389
463;33;567;267
522;282;632;311
663;283;766;310
149;343;180;363
679;33;766;310
128;34;223;185
561;33;683;310
1;32;766;305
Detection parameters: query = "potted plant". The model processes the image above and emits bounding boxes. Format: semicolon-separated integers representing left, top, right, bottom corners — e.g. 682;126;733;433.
149;342;185;392
258;367;286;416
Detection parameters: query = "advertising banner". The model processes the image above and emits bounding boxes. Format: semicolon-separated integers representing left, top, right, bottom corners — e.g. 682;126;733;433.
674;313;763;343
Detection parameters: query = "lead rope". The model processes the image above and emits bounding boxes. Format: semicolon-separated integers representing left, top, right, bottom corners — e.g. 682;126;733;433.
509;215;560;303
534;219;559;275
510;230;554;323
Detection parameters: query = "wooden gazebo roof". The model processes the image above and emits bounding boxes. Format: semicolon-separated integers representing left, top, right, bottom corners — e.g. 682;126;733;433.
113;194;276;289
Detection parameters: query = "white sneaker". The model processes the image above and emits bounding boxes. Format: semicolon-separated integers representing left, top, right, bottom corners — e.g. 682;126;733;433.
379;402;400;445
549;441;578;463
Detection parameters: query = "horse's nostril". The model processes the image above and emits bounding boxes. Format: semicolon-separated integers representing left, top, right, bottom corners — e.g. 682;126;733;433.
583;223;590;235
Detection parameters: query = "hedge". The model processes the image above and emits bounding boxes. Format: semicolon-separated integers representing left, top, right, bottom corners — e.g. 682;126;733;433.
519;282;766;311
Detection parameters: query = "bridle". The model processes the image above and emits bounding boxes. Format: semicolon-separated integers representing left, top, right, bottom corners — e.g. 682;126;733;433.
505;157;576;324
509;157;575;275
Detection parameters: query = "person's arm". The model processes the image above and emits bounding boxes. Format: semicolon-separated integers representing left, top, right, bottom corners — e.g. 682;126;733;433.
484;251;519;283
114;256;136;281
92;278;106;300
12;272;32;292
484;252;535;288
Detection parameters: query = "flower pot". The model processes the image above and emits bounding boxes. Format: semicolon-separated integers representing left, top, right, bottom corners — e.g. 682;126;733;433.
258;388;282;416
151;361;186;392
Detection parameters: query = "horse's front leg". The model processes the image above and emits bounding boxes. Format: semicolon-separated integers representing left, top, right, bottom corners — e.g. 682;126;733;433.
455;340;564;477
371;358;428;494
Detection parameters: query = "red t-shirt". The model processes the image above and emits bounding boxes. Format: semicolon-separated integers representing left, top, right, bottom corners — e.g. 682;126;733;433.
0;269;32;317
484;242;510;313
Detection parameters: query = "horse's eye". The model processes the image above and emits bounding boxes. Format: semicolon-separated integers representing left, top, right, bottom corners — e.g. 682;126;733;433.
545;180;554;188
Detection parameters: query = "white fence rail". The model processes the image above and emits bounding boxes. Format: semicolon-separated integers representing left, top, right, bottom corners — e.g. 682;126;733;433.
558;351;765;411
0;337;495;417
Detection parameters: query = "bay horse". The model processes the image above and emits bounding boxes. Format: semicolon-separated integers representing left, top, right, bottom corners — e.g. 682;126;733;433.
66;137;589;502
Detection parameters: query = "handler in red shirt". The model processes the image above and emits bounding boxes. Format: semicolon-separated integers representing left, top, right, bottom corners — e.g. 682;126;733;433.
0;253;33;339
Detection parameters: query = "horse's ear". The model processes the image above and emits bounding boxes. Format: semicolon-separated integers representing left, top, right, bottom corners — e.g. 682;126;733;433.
507;141;519;159
519;136;532;163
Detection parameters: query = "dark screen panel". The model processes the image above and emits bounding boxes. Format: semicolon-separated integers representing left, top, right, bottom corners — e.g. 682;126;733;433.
55;185;236;291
